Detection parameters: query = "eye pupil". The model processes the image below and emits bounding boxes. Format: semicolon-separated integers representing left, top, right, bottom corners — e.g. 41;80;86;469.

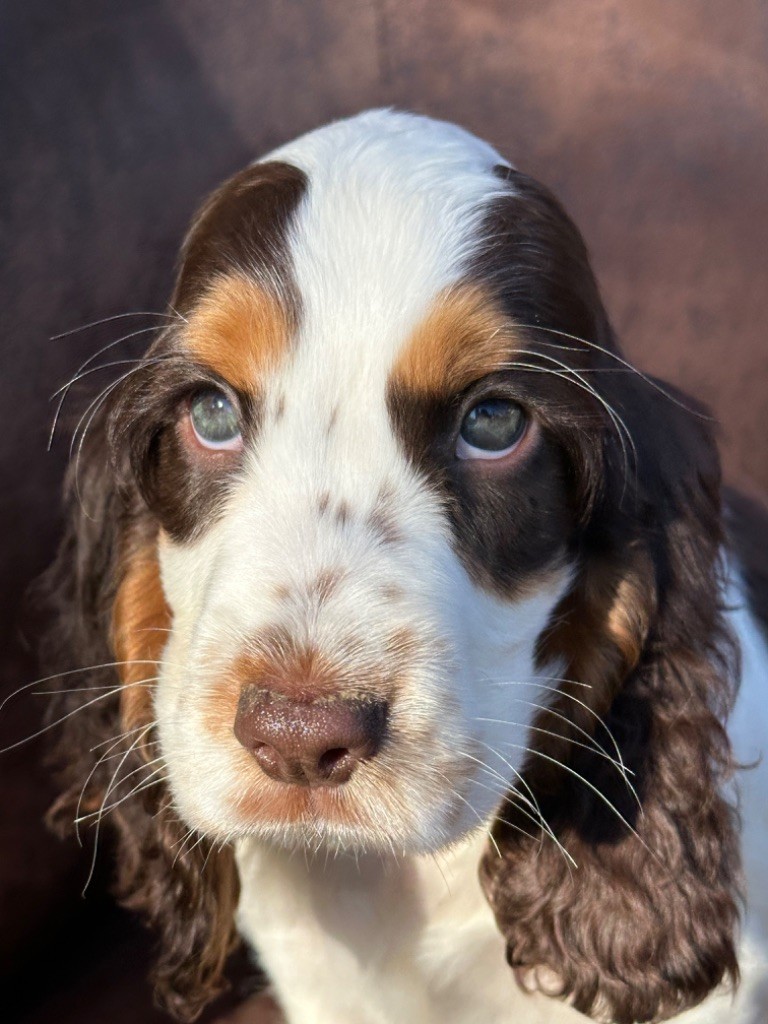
460;399;524;453
190;389;241;448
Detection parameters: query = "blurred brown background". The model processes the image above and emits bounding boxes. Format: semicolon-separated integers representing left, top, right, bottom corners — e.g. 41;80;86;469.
2;2;766;1021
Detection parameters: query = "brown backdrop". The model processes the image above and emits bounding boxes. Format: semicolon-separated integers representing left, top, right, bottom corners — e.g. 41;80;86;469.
2;2;767;1021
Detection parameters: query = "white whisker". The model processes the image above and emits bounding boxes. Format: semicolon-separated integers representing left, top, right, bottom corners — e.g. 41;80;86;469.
50;310;180;341
0;661;160;715
48;324;163;448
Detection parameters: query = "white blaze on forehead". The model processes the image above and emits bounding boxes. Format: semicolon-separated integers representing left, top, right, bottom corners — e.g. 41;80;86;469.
166;109;520;649
265;108;509;384
239;110;510;521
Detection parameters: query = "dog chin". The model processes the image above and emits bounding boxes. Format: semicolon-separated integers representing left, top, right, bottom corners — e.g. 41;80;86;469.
224;798;470;857
170;762;487;856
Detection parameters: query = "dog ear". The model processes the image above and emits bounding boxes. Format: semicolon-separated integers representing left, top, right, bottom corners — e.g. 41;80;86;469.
480;369;742;1023
42;405;240;1021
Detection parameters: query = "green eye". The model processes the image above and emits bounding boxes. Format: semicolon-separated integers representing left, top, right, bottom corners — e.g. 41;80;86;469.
457;399;526;460
189;389;242;450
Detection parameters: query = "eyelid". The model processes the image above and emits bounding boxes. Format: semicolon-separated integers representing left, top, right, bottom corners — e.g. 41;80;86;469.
189;421;243;452
188;379;243;412
455;434;520;461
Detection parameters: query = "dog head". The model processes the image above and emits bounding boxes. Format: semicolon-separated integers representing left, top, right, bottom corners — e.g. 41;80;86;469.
45;111;740;1022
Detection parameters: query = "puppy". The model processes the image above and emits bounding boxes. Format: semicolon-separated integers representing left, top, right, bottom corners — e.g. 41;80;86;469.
44;110;768;1023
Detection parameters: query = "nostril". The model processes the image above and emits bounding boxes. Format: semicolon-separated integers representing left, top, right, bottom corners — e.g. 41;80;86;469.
316;747;352;781
251;742;285;780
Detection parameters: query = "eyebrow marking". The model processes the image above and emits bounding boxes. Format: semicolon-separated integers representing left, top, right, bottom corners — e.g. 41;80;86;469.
391;284;522;397
183;273;293;393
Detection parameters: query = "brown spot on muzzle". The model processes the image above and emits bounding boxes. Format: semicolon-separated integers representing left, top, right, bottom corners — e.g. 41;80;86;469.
310;568;346;603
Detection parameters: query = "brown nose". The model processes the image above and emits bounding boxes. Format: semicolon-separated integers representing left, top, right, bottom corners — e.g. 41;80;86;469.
234;688;387;787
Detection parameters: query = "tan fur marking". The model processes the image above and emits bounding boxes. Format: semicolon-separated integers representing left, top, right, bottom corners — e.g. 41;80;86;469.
112;545;171;751
205;642;370;744
231;751;361;827
393;284;522;396
532;552;655;785
606;561;655;674
203;617;424;745
184;273;292;392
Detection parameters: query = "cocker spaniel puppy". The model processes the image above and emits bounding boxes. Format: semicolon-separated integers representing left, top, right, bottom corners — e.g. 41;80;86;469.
43;110;768;1023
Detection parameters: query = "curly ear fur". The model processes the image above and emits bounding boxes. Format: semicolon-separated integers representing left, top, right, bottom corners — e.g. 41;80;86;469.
41;413;241;1021
480;374;742;1022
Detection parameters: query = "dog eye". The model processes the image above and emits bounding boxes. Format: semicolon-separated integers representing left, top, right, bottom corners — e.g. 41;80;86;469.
189;389;242;450
456;399;526;460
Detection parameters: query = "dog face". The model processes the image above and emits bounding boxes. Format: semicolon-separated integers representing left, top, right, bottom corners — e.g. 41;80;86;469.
47;110;740;1022
137;113;588;854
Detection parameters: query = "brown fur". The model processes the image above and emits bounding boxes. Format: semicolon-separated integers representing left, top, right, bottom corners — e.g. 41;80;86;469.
475;171;741;1024
111;542;171;745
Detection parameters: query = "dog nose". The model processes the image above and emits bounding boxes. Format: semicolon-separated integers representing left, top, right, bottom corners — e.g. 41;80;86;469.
234;688;387;786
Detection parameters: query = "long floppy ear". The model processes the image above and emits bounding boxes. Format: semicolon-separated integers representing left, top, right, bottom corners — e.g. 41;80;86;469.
480;369;742;1023
41;408;240;1021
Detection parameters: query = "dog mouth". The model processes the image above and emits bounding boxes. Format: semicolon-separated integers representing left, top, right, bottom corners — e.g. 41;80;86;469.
218;738;493;856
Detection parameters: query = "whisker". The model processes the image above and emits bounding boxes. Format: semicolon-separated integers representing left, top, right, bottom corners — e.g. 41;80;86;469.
516;349;638;469
68;352;182;462
77;755;165;824
51;326;169;399
50;310;180;340
477;716;629;775
69;355;184;516
83;766;167;826
81;728;158;895
466;745;575;871
0;660;160;715
172;831;194;865
167;303;189;326
501;358;636;494
457;759;547;844
426;849;453;899
513;322;713;421
199;835;218;876
0;678;154;755
483;697;641;810
493;695;632;774
500;741;650;854
488;678;629;773
48;325;163;448
431;768;511;855
169;824;198;853
75;725;154;845
90;721;158;753
31;680;158;697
